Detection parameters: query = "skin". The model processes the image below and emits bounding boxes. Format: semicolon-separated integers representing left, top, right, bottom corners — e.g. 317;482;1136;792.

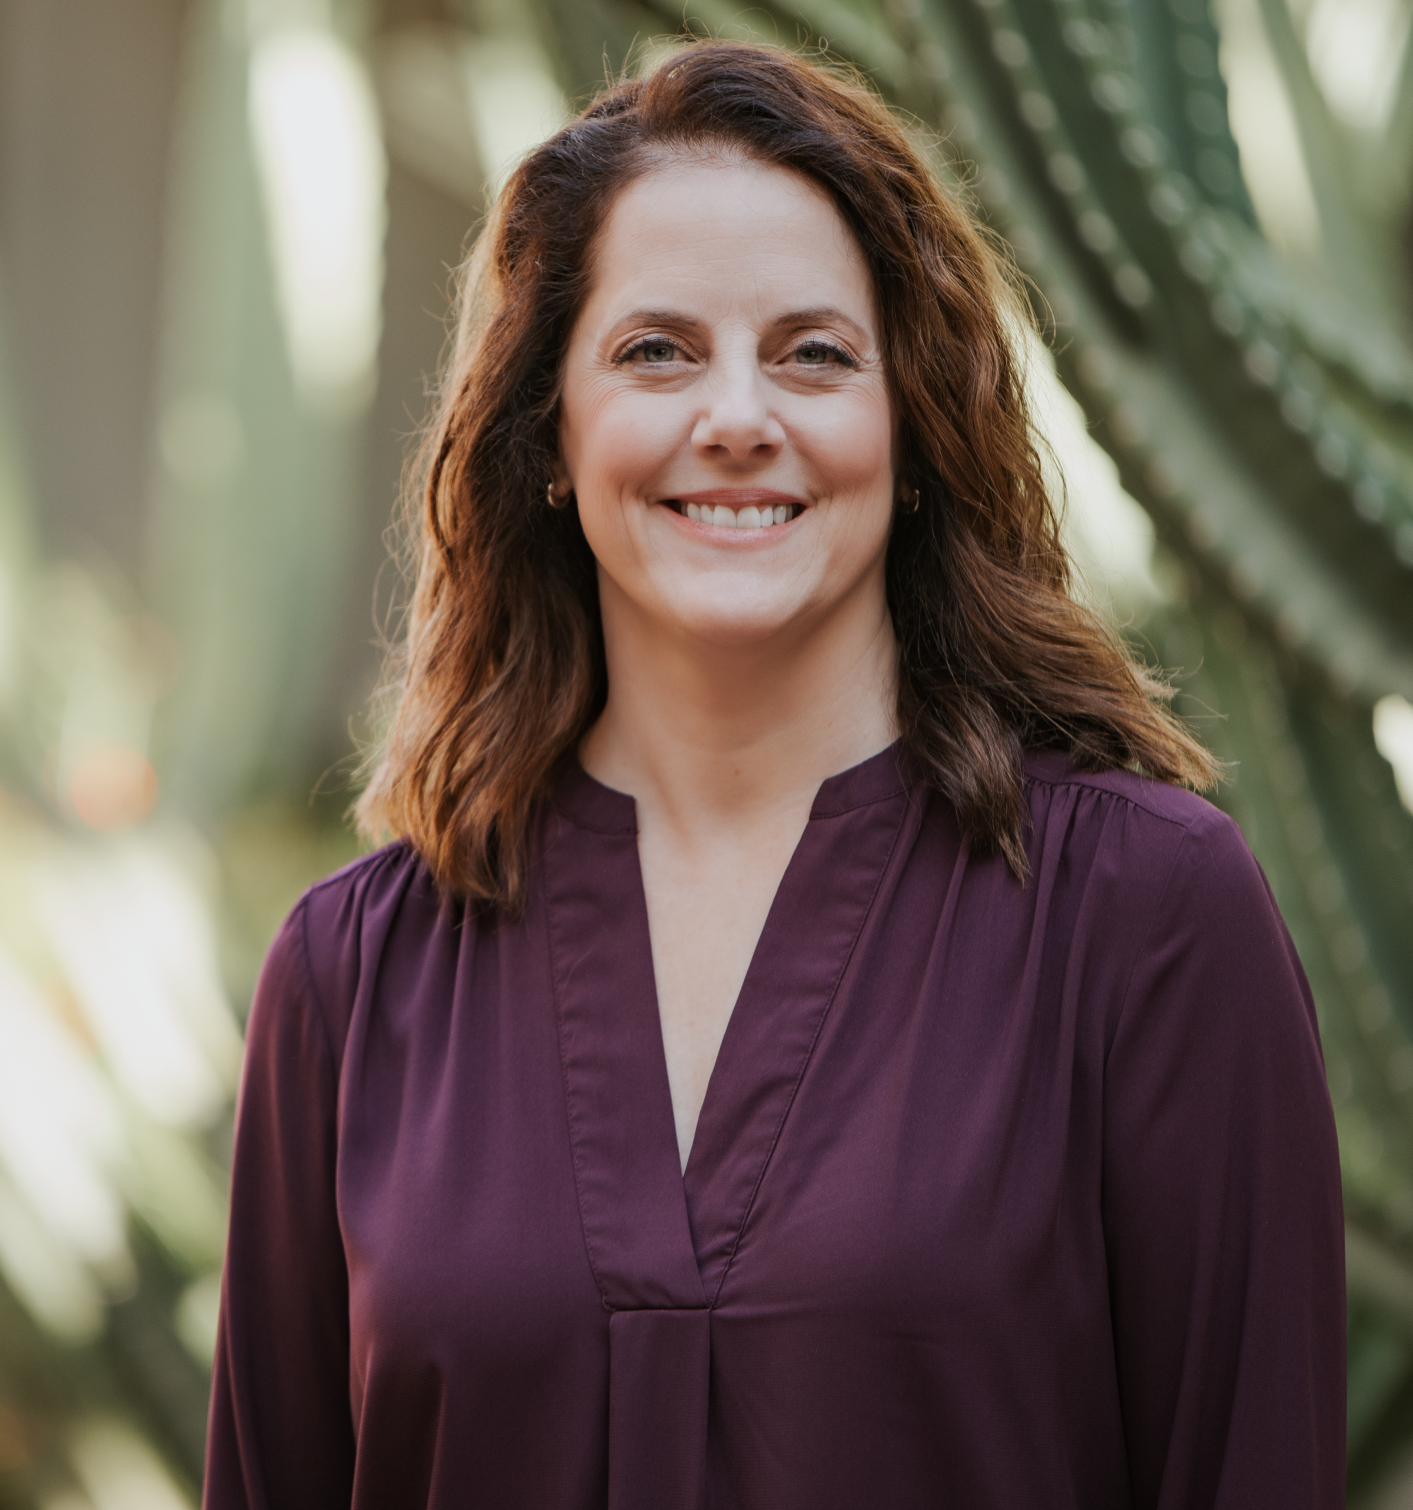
556;154;902;1171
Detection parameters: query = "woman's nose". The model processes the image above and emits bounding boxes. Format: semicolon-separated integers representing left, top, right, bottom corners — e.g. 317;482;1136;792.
691;358;786;460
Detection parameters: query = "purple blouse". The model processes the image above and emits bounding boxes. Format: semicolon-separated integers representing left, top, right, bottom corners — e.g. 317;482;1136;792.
205;747;1345;1509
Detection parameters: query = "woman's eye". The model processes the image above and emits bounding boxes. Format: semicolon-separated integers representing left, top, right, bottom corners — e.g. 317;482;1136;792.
792;341;847;366
630;340;680;364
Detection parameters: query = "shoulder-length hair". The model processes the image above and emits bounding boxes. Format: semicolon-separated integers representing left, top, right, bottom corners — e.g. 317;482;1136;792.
356;39;1217;906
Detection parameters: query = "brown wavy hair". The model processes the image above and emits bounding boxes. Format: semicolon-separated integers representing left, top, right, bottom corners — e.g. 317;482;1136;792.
355;39;1217;906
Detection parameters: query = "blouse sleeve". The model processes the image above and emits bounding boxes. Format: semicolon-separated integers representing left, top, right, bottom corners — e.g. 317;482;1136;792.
1102;807;1345;1509
204;899;356;1510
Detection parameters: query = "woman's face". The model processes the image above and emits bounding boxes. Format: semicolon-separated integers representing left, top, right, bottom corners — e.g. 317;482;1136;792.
557;155;897;652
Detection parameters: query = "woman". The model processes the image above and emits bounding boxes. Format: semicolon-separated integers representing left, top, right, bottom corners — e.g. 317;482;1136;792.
205;41;1344;1510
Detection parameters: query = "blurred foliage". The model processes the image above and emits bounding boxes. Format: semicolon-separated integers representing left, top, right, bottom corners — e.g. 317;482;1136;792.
0;0;1411;1504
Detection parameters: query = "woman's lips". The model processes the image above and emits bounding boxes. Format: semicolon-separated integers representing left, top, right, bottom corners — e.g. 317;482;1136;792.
662;491;807;530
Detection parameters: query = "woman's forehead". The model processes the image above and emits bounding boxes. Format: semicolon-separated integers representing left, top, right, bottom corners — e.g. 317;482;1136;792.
580;156;877;333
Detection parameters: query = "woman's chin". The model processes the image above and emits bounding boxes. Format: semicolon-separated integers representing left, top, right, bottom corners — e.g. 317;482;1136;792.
653;597;809;653
604;558;880;657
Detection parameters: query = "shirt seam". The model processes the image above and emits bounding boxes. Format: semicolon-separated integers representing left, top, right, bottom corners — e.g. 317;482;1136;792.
293;893;343;1080
1108;825;1193;1055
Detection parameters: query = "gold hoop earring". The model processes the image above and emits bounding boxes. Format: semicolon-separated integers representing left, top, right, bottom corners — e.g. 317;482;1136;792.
547;482;570;510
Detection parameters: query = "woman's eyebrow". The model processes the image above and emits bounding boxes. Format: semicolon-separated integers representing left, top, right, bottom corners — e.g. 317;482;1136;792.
610;306;870;338
612;308;705;331
771;305;868;339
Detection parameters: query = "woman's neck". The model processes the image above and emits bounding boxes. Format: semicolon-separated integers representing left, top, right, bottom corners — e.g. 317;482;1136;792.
579;570;899;839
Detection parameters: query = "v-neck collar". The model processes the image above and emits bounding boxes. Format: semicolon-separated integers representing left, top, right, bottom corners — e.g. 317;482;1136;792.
544;744;915;1311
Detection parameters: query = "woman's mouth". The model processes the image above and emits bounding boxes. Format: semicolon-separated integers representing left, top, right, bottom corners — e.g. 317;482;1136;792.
665;498;804;529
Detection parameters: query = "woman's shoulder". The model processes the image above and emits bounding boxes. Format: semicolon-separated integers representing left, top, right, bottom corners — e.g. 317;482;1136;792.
1024;748;1234;835
1024;748;1246;859
1018;754;1319;1068
256;840;443;1052
295;837;433;930
1019;749;1266;923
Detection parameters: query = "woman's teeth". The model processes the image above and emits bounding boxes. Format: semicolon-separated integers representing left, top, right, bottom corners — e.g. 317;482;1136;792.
683;502;796;528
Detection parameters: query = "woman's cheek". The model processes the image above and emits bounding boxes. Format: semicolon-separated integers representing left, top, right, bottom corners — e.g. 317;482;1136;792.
586;397;682;497
799;398;893;503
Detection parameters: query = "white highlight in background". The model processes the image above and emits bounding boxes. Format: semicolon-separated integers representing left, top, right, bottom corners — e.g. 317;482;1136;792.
1213;0;1322;259
0;1178;105;1343
0;951;130;1277
1374;695;1413;813
1020;330;1158;618
248;26;386;413
1305;0;1411;133
37;843;242;1129
69;1419;192;1510
461;37;566;199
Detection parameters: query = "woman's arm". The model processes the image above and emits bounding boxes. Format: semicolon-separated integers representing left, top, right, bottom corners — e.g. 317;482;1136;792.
1102;807;1345;1509
204;900;356;1510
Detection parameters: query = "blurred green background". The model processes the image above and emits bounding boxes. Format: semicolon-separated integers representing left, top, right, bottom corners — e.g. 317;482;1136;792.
1;0;1412;1503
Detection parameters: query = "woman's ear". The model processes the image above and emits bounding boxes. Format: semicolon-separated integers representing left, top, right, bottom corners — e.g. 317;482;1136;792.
545;455;575;511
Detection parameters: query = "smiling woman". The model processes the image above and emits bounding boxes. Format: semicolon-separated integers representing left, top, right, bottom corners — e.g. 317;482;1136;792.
204;40;1345;1510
